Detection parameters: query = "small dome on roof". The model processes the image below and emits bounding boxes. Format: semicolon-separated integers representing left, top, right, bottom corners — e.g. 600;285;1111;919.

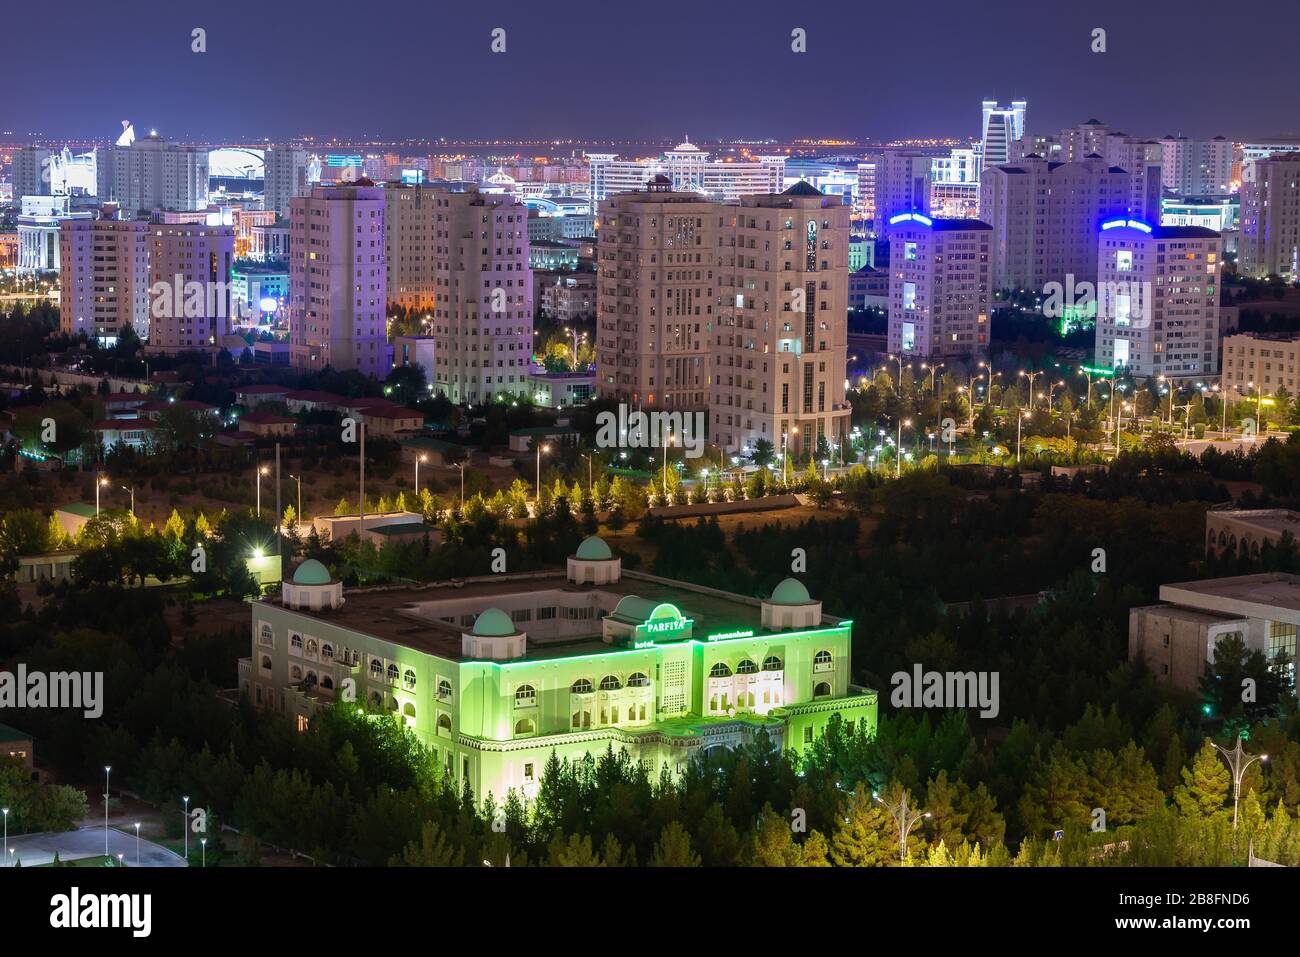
575;535;613;560
292;559;331;585
472;608;516;637
770;577;812;605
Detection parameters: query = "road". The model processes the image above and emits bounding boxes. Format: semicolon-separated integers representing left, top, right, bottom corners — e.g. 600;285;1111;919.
2;825;188;868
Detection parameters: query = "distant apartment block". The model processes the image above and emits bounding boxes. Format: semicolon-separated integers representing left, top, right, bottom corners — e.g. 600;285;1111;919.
95;131;208;212
1221;332;1300;397
1160;136;1233;197
58;217;150;344
1239;154;1300;280
588;142;784;204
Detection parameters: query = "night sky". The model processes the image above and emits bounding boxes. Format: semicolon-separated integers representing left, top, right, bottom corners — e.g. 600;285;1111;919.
4;0;1295;144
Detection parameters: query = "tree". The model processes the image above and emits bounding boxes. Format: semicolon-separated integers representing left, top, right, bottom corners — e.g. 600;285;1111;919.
750;439;776;468
649;821;701;866
390;820;464;866
1174;739;1231;818
830;784;896;866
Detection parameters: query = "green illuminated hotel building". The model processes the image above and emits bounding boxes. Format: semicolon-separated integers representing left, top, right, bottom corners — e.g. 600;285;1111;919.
239;536;877;801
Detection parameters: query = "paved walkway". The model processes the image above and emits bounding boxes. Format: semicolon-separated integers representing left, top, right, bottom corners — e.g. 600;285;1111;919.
2;825;187;868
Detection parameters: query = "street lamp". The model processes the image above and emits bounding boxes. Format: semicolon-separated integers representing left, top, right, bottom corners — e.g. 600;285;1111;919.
256;465;269;517
535;444;550;501
1016;410;1030;463
896;418;911;478
2;808;7;864
415;453;428;495
783;426;799;485
120;485;134;517
288;473;302;522
886;354;904;394
1019;369;1042;411
96;474;108;516
875;790;931;865
201;837;207;868
134;822;141;866
103;765;111;856
183;796;190;862
1212;733;1268;831
663;429;675;490
456;461;466;511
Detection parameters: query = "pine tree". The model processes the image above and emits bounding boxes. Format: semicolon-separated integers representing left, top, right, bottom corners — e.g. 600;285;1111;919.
830;785;895;866
1174;739;1231;818
649;821;700;866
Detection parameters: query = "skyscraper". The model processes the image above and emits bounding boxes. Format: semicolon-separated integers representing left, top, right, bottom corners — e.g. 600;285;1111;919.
383;181;441;313
979;155;1132;292
980;99;1027;170
95;131;209;212
1159;136;1233;197
428;189;533;403
1094;219;1221;377
886;213;992;361
263;147;312;218
59;217;150;344
872;151;932;236
288;182;390;378
147;223;235;353
1240;154;1300;280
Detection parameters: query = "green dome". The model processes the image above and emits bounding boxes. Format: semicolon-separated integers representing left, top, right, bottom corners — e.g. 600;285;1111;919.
472;608;517;637
770;577;811;605
292;559;332;585
575;535;613;560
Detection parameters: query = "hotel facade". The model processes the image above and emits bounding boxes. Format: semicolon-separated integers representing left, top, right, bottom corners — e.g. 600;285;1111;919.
239;537;877;802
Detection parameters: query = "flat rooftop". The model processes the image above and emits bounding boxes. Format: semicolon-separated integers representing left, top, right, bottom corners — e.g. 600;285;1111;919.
1160;573;1300;622
1210;509;1300;536
259;569;843;663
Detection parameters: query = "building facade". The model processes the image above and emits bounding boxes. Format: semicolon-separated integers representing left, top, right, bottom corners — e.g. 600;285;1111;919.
1093;220;1221;378
58;217;150;343
288;182;391;378
1160;136;1233;197
428;189;533;402
1221;332;1300;397
588;143;785;205
239;541;878;802
1239;154;1300;280
263;147;312;218
147;223;235;353
980;99;1027;170
886;214;992;361
872;151;932;237
383;181;441;312
95;132;209;212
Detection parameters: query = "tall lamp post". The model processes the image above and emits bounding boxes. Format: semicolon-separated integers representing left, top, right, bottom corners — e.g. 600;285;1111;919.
535;444;550;501
134;822;141;866
1016;410;1029;463
183;796;190;863
256;465;269;517
288;473;302;522
415;453;428;496
96;474;108;516
1213;733;1268;830
103;765;111;856
2;807;7;864
456;461;466;511
120;485;134;517
896;418;912;478
875;790;931;865
1019;369;1042;411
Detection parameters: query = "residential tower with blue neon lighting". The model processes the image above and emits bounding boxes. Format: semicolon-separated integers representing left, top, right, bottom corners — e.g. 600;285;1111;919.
1094;219;1222;378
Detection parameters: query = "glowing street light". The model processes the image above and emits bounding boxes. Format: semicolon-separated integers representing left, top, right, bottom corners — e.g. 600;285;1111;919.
875;789;931;864
96;474;108;516
103;766;111;856
415;453;428;495
1213;733;1268;831
535;444;550;501
896;419;912;478
256;465;269;517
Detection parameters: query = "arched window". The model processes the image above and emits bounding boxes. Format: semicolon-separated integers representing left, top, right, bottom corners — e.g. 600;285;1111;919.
404;669;417;689
737;659;758;674
403;703;416;719
321;676;334;690
370;690;383;707
813;681;832;698
369;658;383;678
437;714;452;735
1252;540;1261;558
571;678;594;694
306;639;318;656
260;655;272;670
814;650;834;668
387;662;400;682
304;671;318;688
290;665;302;681
627;672;650;687
386;696;399;712
599;675;622;691
438;679;453;700
1219;531;1228;547
763;655;783;671
709;662;732;678
515;718;535;736
290;633;303;650
321;643;334;660
515;684;537;706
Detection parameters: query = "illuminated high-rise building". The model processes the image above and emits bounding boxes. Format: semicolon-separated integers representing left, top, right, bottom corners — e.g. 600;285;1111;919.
428;189;533;403
588;143;784;204
1159;136;1234;197
886;213;992;361
95;131;208;212
872;151;932;236
288;181;391;378
1240;154;1300;279
263;147;312;218
980;99;1027;170
58;217;150;344
147;222;235;353
383;182;441;313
